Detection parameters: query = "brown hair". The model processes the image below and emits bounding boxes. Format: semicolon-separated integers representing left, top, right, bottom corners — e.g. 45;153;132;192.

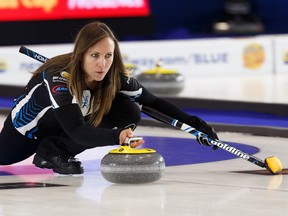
33;21;128;126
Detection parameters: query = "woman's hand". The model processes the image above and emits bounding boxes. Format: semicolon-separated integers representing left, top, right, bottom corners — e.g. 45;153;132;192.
119;128;145;148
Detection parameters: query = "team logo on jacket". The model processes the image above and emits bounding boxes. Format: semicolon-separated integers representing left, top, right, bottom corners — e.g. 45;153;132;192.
61;71;70;79
52;84;69;94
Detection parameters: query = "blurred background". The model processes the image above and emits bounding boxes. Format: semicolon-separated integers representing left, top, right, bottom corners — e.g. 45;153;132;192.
1;0;288;46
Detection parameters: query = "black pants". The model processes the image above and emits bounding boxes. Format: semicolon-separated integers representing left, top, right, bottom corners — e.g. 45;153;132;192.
0;95;141;165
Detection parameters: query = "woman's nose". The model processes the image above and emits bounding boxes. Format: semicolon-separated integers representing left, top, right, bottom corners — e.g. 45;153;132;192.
97;57;106;68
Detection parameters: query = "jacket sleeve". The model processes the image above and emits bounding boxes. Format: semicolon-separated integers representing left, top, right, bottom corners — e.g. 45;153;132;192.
141;88;193;123
53;103;122;147
118;75;188;119
118;75;191;122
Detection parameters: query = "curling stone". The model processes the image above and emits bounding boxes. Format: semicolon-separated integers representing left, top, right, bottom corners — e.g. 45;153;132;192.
101;137;165;184
136;64;185;95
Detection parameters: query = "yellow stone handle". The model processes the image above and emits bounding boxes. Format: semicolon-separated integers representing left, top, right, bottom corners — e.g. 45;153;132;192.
122;136;143;146
109;136;156;154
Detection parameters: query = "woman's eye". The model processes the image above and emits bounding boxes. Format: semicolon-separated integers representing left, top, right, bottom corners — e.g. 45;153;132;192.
91;53;99;58
105;53;113;58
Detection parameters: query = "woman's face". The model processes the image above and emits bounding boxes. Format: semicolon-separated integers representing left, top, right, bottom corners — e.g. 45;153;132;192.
82;37;115;87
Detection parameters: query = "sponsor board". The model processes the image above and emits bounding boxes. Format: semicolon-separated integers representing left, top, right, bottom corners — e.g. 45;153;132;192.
0;36;276;89
274;35;288;74
0;44;72;86
120;37;273;77
0;0;150;21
